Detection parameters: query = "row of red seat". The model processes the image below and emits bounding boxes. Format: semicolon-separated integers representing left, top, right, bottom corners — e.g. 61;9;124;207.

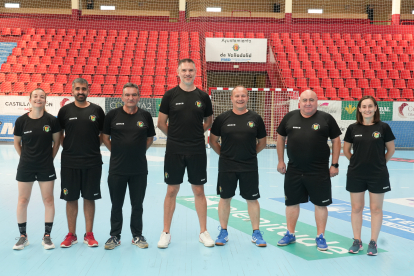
298;87;414;101
272;39;414;48
0;82;188;97
0;63;201;76
205;32;265;38
288;78;414;89
282;69;413;79
10;48;199;59
16;41;199;51
0;73;188;86
275;52;414;63
271;33;414;41
273;44;414;54
1;28;198;39
278;60;414;71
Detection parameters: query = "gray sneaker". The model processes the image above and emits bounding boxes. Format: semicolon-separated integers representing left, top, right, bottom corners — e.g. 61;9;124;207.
348;238;363;253
132;235;148;248
13;236;29;250
367;240;378;256
42;235;55;250
104;236;120;250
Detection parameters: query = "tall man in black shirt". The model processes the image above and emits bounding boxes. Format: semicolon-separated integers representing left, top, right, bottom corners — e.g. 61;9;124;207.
58;78;105;248
157;59;214;248
210;86;267;247
102;83;155;250
276;90;341;251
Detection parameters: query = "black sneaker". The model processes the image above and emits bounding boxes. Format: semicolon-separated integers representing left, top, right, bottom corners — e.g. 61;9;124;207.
132;235;148;248
367;240;378;256
104;236;120;250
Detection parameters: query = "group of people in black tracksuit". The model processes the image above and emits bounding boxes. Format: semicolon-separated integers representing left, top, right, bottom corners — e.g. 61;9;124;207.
12;58;395;256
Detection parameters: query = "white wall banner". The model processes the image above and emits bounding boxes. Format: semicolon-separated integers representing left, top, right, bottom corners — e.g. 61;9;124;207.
393;102;414;121
205;38;267;63
0;96;106;116
152;117;167;145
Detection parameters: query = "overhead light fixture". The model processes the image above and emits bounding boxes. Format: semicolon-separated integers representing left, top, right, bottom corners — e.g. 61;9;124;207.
412;10;414;14
308;9;323;14
100;6;115;10
5;3;20;8
206;7;221;12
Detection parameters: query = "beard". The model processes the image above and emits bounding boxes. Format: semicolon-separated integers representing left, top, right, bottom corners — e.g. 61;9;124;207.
75;94;87;102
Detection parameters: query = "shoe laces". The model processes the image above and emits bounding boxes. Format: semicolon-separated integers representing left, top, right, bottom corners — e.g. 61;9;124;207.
135;235;146;242
217;229;227;239
254;230;264;240
202;231;212;239
106;236;117;243
43;235;53;244
369;240;377;248
352;239;361;246
64;233;75;240
15;236;26;245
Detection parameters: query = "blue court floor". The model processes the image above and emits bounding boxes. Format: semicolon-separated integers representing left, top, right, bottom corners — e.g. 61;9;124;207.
0;144;413;276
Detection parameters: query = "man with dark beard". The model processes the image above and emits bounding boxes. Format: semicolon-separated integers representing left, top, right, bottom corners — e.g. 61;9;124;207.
57;78;105;248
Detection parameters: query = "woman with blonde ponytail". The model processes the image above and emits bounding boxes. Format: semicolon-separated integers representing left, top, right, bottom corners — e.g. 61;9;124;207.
13;88;61;250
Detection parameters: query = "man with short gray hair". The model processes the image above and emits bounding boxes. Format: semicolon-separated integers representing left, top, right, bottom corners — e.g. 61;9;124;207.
102;83;155;250
57;78;105;248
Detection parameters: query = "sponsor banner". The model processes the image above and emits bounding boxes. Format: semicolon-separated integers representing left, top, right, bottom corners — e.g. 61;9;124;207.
177;195;385;260
0;96;105;116
0;115;19;141
342;101;393;121
152;117;167;145
271;197;414;241
105;98;161;117
393;102;414;121
318;100;342;120
205;38;267;63
385;197;414;208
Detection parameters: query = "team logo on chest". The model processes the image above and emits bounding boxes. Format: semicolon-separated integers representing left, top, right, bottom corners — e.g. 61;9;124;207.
137;121;144;127
195;101;202;108
247;121;255;128
312;123;320;130
89;115;96;122
372;131;381;139
43;125;51;132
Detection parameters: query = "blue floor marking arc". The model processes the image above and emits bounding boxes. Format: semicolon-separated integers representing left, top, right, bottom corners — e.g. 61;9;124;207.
270;197;414;241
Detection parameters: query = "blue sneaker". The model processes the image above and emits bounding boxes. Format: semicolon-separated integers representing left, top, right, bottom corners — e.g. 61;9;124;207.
316;234;328;251
215;228;229;246
277;230;296;246
252;230;267;247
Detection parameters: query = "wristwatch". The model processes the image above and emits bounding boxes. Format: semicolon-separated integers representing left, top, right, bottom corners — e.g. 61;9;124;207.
331;163;339;168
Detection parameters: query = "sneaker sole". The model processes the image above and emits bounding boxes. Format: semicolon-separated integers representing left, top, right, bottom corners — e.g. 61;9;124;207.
132;242;149;249
42;241;55;250
60;240;78;248
367;252;378;256
199;239;215;247
84;240;98;247
215;242;226;246
317;247;329;251
104;244;119;250
13;241;29;250
277;241;295;246
157;244;169;249
349;247;363;254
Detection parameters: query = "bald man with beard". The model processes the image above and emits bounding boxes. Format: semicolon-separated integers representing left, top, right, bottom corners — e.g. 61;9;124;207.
275;90;342;251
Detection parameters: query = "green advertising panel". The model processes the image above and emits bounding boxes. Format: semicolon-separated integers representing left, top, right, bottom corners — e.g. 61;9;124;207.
377;102;393;121
342;101;393;121
177;195;385;261
341;101;358;120
105;98;160;117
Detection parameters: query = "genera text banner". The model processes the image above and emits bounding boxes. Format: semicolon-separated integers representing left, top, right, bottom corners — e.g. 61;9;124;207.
205;38;267;63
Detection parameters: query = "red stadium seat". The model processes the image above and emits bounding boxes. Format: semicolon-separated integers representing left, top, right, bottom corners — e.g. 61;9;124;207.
308;78;320;88
90;84;102;95
376;88;388;99
59;65;71;74
382;79;393;89
105;75;117;85
93;75;105;84
18;74;30;83
56;75;67;83
402;89;414;99
388;70;399;79
370;79;382;88
118;76;129;85
333;79;344;88
130;76;142;85
39;83;51;93
102;85;114;95
51;83;64;94
395;79;406;89
140;85;153;97
43;74;55;84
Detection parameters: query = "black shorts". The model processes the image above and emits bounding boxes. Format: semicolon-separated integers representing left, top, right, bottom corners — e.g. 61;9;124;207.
284;170;332;206
217;171;259;200
346;176;391;193
60;166;102;201
16;169;57;182
164;153;207;185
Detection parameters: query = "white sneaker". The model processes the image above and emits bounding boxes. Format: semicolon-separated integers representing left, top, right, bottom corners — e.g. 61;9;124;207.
42;235;55;250
157;232;171;248
199;231;215;247
13;236;29;250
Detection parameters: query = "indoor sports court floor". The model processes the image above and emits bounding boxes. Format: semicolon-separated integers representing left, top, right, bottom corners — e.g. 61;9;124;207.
0;144;413;276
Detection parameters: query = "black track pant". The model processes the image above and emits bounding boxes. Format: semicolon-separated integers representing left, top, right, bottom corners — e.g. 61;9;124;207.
108;173;147;237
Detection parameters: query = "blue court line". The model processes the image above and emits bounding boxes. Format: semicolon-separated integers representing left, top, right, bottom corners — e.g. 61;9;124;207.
269;198;414;241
